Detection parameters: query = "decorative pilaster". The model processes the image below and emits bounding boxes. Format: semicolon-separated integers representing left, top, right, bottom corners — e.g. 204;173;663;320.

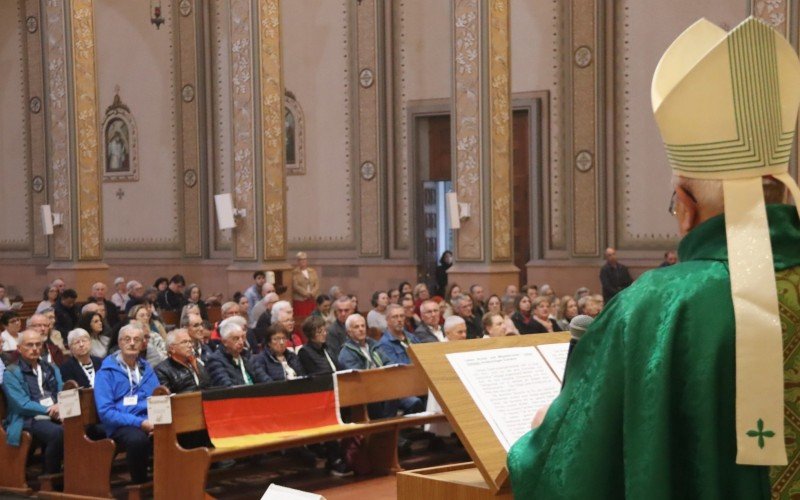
753;0;789;35
566;0;603;257
44;0;72;260
175;0;203;257
487;0;512;262
69;0;102;261
24;0;47;257
452;0;483;261
229;0;257;260
257;0;286;261
356;0;383;257
448;0;517;290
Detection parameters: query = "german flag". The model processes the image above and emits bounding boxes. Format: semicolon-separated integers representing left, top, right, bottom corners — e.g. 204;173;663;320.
201;375;359;449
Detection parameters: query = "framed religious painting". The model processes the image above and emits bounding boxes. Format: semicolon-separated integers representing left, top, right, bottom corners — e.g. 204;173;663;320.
102;88;139;182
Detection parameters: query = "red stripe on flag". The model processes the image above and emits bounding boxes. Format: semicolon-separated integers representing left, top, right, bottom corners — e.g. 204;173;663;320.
202;390;339;440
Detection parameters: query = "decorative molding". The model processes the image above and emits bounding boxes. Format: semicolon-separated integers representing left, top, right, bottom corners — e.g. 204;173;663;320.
70;0;102;261
257;0;287;261
488;0;512;262
229;0;257;260
394;0;410;250
210;1;231;251
567;0;601;257
284;90;306;175
549;0;565;251
176;0;202;257
357;0;382;256
101;90;139;182
452;0;483;261
45;0;72;260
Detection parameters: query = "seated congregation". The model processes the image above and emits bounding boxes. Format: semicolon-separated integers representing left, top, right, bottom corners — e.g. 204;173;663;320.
0;269;605;494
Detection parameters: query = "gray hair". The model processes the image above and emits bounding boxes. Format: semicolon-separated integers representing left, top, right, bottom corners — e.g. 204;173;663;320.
220;301;239;316
38;307;55;315
270;300;292;324
260;292;280;305
180;311;201;328
451;294;470;309
119;323;144;339
81;302;99;314
385;304;403;318
126;280;142;292
67;328;91;346
444;315;466;333
219;316;246;340
166;328;188;346
344;313;365;330
501;294;516;313
329;285;343;298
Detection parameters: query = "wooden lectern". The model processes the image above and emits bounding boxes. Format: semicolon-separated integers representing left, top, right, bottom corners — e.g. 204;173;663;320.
398;333;570;499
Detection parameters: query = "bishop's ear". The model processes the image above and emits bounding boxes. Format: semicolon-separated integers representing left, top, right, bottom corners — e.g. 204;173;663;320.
674;186;698;236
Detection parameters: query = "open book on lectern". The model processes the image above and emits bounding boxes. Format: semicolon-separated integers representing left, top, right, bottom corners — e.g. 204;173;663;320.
408;333;570;495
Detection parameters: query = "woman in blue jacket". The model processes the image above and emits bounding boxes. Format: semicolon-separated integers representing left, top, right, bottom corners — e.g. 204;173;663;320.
94;323;159;484
252;324;306;381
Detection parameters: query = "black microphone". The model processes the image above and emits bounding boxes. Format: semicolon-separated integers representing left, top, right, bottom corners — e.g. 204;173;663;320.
562;315;594;387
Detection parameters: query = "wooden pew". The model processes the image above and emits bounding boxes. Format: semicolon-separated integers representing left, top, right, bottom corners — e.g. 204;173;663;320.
154;364;444;499
39;381;118;499
0;389;34;495
19;300;40;328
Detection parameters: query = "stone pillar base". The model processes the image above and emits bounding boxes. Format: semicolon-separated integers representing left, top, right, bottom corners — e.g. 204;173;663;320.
226;262;294;300
446;262;520;296
46;262;110;297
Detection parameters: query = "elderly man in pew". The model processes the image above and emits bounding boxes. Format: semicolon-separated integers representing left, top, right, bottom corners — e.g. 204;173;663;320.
155;328;210;393
206;317;269;387
95;323;159;485
252;323;306;381
1;329;64;474
182;311;212;365
59;328;102;388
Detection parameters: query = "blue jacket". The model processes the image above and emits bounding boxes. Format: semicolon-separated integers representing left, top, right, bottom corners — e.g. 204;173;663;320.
1;359;63;446
252;350;306;381
376;330;420;365
94;354;159;437
338;338;392;370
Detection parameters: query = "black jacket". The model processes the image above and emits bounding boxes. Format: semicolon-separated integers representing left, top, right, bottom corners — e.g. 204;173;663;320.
59;355;102;388
251;350;306;382
325;321;348;357
413;323;443;343
54;300;80;335
154;357;210;394
156;289;187;312
206;348;269;388
298;342;343;375
600;262;633;303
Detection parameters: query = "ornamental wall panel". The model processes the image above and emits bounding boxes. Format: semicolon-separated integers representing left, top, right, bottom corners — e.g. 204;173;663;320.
283;0;353;249
614;0;747;249
95;0;180;251
393;0;451;252
0;1;31;252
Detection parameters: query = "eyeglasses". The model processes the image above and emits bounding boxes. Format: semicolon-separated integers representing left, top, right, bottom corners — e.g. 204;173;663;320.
270;337;287;343
119;337;143;344
175;339;194;345
668;189;698;216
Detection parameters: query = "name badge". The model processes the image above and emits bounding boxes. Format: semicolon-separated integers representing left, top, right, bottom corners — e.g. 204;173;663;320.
123;395;138;406
39;397;54;407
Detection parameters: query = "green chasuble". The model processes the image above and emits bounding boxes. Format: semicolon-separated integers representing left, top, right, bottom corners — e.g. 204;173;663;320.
507;205;800;499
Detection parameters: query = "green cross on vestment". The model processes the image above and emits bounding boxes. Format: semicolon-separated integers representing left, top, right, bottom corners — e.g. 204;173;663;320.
746;419;775;449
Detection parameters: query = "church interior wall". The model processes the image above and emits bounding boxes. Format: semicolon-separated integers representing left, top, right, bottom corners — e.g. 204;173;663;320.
2;1;795;303
0;1;31;255
95;0;181;253
283;0;355;251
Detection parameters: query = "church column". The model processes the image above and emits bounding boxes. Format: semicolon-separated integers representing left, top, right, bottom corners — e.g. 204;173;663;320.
45;0;108;292
447;0;517;292
355;0;385;257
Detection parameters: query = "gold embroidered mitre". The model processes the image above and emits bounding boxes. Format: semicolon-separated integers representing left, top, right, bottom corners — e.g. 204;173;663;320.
652;17;800;466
